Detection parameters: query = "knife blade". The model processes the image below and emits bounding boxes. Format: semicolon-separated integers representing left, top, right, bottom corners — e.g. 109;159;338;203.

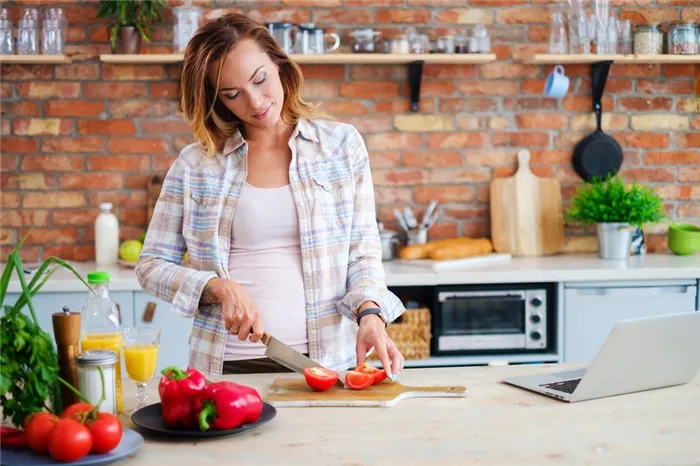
261;332;348;387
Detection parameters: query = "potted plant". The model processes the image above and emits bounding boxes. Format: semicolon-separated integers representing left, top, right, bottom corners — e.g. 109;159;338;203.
565;176;666;260
1;233;91;426
97;0;166;54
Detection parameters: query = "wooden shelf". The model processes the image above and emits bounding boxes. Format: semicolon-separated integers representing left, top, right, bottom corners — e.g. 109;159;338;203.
525;53;700;64
0;54;72;64
100;52;496;65
100;53;183;64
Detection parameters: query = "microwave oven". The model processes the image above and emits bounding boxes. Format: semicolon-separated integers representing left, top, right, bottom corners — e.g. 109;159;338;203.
432;283;556;356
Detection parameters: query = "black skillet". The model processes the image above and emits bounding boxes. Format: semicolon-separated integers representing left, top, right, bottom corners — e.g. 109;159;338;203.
572;60;623;182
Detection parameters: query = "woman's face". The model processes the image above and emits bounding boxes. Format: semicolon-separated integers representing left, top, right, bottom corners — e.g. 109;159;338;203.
208;38;285;130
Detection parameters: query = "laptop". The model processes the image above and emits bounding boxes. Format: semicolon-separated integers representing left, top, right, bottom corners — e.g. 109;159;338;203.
503;311;700;402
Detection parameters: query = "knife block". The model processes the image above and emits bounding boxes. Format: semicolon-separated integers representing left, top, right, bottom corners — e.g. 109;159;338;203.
52;309;81;409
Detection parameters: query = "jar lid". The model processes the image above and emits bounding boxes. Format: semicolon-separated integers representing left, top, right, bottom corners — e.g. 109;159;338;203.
77;350;118;366
87;271;110;285
635;24;660;30
379;229;398;239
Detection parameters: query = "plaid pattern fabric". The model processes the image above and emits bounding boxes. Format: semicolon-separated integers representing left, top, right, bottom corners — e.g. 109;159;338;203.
136;118;406;375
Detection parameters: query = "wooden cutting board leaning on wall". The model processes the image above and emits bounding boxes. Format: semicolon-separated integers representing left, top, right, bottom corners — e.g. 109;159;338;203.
489;149;565;257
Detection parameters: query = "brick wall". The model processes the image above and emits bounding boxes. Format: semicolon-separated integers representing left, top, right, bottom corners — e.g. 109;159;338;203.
2;0;699;261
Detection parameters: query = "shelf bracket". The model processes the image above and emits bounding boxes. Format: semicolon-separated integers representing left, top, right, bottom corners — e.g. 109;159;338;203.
409;60;424;113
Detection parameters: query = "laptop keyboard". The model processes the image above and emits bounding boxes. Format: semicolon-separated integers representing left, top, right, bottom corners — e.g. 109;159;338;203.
539;378;581;394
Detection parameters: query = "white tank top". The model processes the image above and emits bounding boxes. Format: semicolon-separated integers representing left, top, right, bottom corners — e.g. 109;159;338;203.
224;183;308;360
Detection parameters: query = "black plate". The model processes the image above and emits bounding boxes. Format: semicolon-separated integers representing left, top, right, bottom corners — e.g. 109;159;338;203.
131;402;276;438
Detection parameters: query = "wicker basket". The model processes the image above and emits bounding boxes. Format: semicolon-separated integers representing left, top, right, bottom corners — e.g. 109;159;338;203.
369;307;431;360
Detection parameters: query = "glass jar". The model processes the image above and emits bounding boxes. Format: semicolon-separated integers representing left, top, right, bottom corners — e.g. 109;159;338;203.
350;28;379;53
173;2;202;52
391;34;409;54
0;8;14;54
668;21;698;55
633;24;663;54
77;350;118;416
454;35;469;53
16;9;38;55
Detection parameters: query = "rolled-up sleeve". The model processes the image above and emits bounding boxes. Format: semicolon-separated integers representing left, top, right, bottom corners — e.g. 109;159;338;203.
337;129;406;324
135;157;218;319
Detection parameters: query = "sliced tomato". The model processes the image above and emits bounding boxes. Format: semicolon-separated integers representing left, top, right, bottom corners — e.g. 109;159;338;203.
345;370;374;390
303;367;338;391
355;363;387;385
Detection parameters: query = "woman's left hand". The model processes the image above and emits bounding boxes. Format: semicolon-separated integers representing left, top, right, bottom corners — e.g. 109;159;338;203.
356;314;404;380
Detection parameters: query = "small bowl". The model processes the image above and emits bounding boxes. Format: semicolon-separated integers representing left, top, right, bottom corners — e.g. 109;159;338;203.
668;223;700;255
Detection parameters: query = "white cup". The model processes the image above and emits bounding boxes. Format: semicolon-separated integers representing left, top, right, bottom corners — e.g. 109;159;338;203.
544;65;570;99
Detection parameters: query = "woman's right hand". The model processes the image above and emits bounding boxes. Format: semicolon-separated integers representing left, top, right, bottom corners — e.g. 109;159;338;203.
205;278;264;342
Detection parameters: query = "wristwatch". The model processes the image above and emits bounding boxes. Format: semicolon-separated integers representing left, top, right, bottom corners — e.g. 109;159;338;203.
357;307;387;327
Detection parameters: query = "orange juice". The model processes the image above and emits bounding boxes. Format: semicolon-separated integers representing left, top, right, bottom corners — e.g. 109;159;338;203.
123;344;159;383
81;332;123;413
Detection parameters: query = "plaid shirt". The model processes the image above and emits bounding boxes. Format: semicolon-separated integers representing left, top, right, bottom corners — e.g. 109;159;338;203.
136;118;405;375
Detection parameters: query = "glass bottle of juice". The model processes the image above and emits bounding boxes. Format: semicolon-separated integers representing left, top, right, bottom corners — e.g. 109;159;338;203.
80;271;123;413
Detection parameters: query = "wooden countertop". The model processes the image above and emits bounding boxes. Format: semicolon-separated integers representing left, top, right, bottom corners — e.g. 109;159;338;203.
118;363;700;465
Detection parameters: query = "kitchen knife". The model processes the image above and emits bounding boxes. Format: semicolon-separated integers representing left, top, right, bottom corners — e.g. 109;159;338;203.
261;332;348;387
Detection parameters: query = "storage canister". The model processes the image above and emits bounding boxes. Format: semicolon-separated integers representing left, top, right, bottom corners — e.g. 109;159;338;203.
633;24;663;54
668;21;698;55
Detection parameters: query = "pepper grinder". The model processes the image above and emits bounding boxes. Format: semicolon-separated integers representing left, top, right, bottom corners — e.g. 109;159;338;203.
52;306;81;409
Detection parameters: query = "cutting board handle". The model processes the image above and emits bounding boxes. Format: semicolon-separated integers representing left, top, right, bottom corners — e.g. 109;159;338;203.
515;149;534;179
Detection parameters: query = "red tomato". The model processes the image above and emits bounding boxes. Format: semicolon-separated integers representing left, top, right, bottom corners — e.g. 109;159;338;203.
355;363;387;385
86;412;123;454
47;419;93;463
60;402;94;420
303;367;338;391
26;412;58;453
345;370;374;390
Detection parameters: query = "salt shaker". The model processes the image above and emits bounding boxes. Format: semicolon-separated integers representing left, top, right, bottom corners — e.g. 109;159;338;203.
77;350;118;415
0;8;14;54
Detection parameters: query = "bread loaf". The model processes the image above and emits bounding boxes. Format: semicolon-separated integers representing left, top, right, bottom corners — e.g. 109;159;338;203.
429;238;493;261
399;237;493;260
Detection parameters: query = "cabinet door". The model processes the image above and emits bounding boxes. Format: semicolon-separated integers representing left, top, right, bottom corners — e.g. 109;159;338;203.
564;282;697;363
4;291;134;344
132;291;192;373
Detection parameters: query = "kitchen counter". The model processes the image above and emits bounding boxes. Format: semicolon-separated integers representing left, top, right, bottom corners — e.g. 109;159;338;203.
115;363;700;465
5;254;699;292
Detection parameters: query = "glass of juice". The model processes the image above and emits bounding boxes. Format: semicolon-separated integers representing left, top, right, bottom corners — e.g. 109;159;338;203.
122;327;161;413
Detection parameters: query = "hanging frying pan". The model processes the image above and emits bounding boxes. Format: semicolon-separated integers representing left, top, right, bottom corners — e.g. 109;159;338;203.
572;60;623;182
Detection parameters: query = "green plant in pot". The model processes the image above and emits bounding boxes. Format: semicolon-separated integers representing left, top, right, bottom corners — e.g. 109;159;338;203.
97;0;166;54
1;233;92;426
565;176;666;260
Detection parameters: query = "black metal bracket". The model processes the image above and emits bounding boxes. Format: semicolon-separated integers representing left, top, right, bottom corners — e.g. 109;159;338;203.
408;60;424;113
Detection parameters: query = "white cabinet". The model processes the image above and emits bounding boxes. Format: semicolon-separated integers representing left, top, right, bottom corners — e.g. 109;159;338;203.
4;290;134;344
133;291;192;373
563;280;698;363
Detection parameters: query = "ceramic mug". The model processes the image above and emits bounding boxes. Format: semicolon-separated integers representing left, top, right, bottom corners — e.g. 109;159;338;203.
544;65;570;99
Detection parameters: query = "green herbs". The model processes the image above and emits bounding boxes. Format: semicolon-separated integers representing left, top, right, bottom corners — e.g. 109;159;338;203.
97;0;166;53
565;176;666;227
1;233;91;427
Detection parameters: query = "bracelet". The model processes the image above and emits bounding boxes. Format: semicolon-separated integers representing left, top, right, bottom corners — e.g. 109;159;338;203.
357;308;386;326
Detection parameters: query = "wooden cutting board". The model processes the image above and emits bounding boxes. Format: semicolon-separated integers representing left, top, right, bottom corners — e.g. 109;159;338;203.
490;149;565;257
264;378;467;408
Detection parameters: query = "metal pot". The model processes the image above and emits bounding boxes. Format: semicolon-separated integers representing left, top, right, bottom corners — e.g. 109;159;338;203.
113;26;141;54
379;229;399;261
597;222;635;260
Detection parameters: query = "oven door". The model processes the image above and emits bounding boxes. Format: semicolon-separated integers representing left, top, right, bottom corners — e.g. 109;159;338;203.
436;290;528;353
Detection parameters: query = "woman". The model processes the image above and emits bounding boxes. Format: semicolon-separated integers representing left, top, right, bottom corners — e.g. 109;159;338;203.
135;13;406;379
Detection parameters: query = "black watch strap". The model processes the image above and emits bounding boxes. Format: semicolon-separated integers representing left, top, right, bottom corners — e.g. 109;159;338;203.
357;307;386;326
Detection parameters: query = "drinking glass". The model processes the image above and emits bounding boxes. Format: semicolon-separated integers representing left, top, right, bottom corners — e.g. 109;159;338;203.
122;327;161;413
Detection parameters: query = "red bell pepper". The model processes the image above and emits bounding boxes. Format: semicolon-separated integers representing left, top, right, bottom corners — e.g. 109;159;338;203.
194;381;263;431
1;426;29;449
158;366;207;429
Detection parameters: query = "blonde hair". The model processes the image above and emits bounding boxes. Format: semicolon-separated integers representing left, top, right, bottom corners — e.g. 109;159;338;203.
180;13;330;157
